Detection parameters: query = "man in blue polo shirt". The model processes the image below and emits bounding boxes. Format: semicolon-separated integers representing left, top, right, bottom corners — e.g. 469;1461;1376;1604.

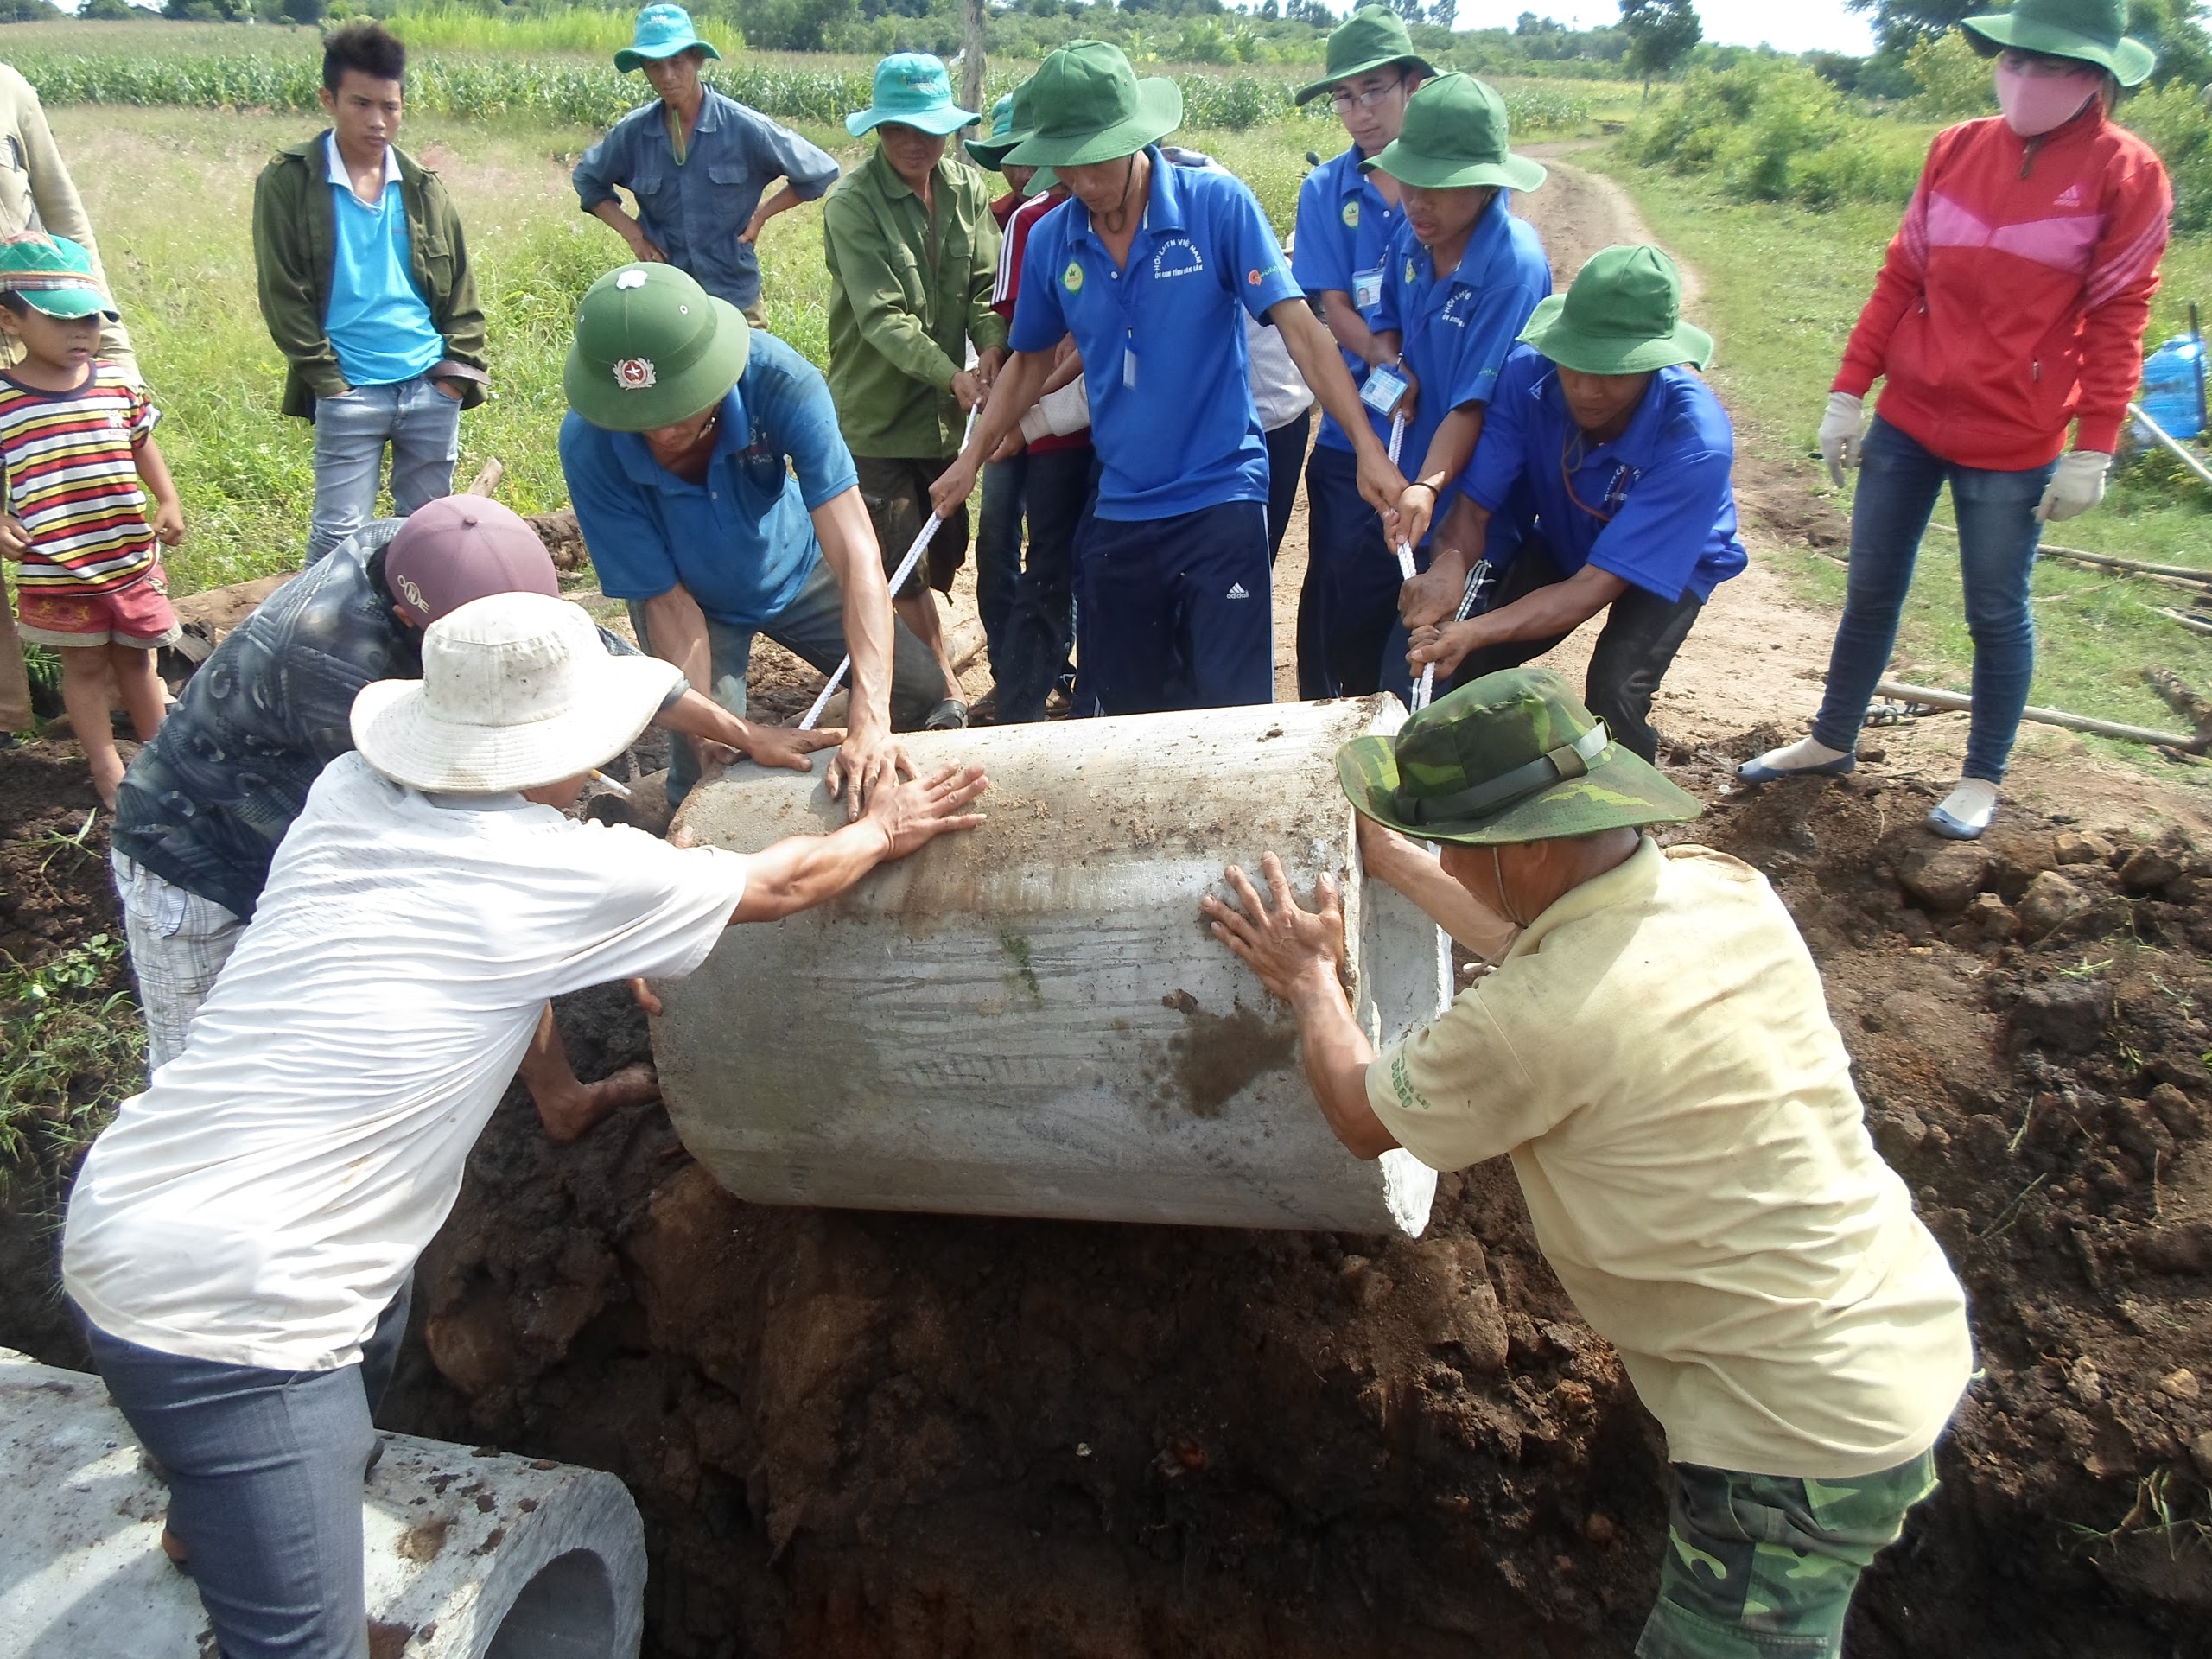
560;263;943;810
1289;6;1429;697
1326;72;1551;702
928;41;1401;717
1402;246;1745;764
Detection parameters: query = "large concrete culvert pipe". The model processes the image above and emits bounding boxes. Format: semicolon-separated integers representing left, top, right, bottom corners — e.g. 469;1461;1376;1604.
0;1349;645;1658
655;695;1449;1235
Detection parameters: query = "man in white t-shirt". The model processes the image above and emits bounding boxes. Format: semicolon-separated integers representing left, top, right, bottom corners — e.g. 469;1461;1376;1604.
62;592;987;1659
1200;666;1972;1659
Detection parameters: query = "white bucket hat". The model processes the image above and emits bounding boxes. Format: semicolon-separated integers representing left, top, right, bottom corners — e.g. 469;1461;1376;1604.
351;593;684;793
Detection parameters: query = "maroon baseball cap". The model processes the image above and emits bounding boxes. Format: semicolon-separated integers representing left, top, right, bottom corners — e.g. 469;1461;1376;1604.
382;497;560;628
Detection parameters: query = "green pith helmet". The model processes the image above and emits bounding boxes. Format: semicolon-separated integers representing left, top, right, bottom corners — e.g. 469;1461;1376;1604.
1336;667;1701;845
1961;0;2156;87
614;3;721;74
564;262;749;432
1294;5;1436;106
1517;244;1714;377
1002;41;1183;168
1362;73;1546;194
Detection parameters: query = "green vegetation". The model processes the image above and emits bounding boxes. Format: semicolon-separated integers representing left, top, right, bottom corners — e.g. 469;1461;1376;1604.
1597;44;2212;753
0;923;141;1193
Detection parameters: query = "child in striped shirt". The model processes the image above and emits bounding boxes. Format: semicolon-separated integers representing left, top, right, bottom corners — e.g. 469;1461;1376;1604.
0;233;182;805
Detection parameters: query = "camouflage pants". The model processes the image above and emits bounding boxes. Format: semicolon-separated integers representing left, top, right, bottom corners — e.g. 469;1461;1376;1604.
1635;1450;1939;1658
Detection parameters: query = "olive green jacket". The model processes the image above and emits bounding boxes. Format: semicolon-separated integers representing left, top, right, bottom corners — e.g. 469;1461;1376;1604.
251;133;489;420
823;145;1006;459
0;63;135;381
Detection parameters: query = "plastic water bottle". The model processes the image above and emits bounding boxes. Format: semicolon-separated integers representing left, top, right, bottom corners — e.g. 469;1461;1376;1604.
2139;334;2206;441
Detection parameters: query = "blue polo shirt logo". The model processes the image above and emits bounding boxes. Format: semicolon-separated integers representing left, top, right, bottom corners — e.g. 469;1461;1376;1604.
1341;200;1359;228
1404;255;1418;285
1440;287;1477;329
1063;259;1084;293
1151;237;1205;279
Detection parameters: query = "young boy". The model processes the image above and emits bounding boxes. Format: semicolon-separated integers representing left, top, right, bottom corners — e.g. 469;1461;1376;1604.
0;232;182;805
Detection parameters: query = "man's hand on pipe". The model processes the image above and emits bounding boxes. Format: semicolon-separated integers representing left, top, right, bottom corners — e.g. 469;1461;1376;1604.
861;761;990;859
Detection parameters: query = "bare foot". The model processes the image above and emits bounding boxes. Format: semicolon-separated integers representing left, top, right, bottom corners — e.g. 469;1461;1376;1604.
161;1522;191;1573
536;1062;662;1145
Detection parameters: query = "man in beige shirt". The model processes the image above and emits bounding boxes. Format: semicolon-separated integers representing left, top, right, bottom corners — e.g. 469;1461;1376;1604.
1201;666;1972;1659
0;60;136;743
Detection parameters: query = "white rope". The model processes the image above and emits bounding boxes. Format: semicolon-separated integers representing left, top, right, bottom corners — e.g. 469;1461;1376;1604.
800;408;980;732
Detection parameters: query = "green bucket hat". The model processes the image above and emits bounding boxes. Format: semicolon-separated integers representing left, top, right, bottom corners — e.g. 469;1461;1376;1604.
1961;0;2156;88
1294;5;1436;106
1362;74;1546;194
613;3;721;75
968;92;1021;170
0;233;116;321
564;262;749;433
1337;668;1701;846
1518;245;1713;377
847;53;979;138
1004;41;1183;168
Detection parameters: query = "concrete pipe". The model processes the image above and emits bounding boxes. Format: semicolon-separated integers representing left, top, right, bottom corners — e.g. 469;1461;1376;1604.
657;695;1447;1235
0;1348;645;1658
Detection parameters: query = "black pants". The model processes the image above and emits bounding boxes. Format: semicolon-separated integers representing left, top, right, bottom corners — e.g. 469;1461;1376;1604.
1452;537;1702;763
995;446;1096;723
1262;407;1312;566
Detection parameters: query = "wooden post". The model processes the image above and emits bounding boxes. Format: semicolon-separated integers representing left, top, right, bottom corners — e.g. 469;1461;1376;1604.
960;0;987;119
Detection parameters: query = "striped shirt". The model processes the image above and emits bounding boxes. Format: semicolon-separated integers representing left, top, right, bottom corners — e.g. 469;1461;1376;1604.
0;361;159;594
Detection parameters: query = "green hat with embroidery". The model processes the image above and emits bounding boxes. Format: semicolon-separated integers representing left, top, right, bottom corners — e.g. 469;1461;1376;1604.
564;261;748;432
1517;244;1713;376
0;233;116;321
1004;41;1183;168
1961;0;2156;88
614;4;721;74
1337;668;1700;845
1294;5;1435;106
1362;74;1546;194
847;53;979;138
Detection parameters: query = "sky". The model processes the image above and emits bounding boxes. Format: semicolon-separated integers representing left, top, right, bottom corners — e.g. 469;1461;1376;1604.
1454;0;1879;55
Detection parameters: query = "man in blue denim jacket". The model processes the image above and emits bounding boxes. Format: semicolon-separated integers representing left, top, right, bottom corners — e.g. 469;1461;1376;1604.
573;4;839;324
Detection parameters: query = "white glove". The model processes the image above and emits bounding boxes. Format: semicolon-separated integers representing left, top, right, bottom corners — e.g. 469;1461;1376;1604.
2036;450;2111;523
1818;391;1866;488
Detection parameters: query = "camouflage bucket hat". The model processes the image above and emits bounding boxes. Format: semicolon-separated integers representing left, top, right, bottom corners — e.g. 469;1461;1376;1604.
1336;667;1701;846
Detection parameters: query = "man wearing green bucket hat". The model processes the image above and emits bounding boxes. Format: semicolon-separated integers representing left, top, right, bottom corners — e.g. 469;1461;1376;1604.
1200;666;1971;1659
825;52;1003;729
574;4;839;325
560;261;948;815
1400;245;1745;764
1291;4;1431;698
1310;71;1551;702
928;40;1403;717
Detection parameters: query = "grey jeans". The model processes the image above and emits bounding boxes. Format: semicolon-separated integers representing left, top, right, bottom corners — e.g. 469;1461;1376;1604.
307;374;461;564
630;552;946;804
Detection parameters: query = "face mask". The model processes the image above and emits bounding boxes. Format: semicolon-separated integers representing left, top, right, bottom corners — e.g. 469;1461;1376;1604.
1995;60;2101;137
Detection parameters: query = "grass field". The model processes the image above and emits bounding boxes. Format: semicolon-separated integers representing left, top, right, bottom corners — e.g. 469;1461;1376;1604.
1594;150;2212;753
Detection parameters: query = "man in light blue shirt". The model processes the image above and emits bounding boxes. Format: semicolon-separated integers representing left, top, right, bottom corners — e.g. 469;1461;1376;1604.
931;42;1400;718
573;4;839;324
251;22;488;564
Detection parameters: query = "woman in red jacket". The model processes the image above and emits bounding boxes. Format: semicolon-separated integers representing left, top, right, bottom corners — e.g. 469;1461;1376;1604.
1742;0;2169;840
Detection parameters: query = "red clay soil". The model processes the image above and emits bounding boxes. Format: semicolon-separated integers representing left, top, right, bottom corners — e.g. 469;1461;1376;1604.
3;719;2210;1659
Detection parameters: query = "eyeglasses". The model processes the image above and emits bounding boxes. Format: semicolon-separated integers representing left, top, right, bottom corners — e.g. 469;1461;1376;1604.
1330;81;1405;113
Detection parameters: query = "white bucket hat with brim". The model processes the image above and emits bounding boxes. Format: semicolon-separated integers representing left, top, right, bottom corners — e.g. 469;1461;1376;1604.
352;593;685;794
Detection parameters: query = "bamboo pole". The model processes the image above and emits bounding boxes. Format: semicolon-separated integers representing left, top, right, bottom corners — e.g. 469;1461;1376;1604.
1923;520;2212;588
2129;400;2212;490
1871;677;2204;752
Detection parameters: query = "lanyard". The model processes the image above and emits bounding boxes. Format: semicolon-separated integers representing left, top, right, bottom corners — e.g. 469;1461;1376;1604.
1561;429;1635;524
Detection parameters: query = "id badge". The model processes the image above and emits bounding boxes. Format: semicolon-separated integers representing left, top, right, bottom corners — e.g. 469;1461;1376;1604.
1123;349;1137;391
1360;364;1408;416
1352;266;1383;312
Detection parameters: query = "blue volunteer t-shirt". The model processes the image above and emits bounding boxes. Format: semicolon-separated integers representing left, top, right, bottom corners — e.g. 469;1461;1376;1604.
1010;148;1302;522
1290;144;1404;454
323;137;443;389
1460;346;1748;604
559;332;860;629
1374;194;1551;507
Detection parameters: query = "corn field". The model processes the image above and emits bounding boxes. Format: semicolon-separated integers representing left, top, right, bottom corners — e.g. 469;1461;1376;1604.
10;50;1589;137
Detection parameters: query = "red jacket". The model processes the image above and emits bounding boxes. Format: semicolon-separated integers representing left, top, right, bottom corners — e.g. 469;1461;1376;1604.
1834;105;2171;469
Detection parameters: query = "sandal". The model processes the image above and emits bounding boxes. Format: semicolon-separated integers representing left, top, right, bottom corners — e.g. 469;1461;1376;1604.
924;698;969;731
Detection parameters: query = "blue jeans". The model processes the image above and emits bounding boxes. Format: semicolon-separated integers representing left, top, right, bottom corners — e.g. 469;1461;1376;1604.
307;374;461;564
79;1281;412;1659
629;553;946;804
1814;416;2058;784
1074;499;1272;716
992;445;1092;724
976;453;1026;673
